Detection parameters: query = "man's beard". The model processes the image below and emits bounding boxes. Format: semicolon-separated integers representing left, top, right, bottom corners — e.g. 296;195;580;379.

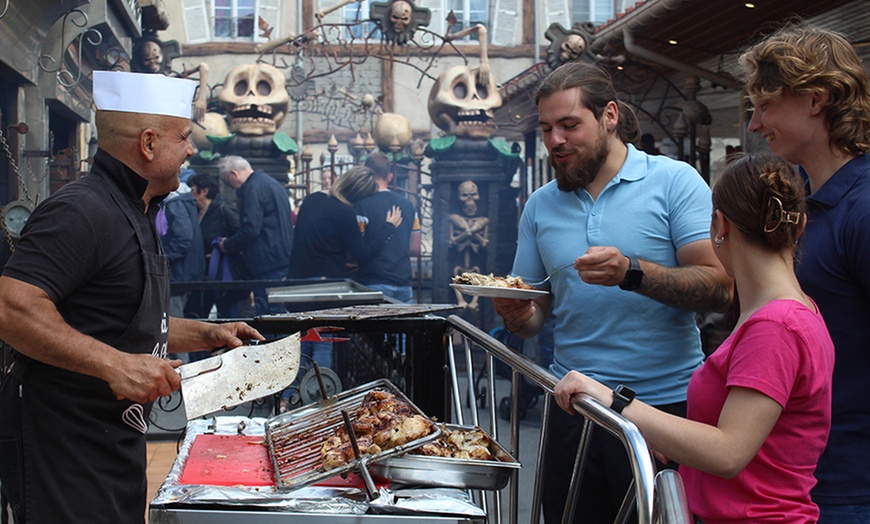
551;128;609;192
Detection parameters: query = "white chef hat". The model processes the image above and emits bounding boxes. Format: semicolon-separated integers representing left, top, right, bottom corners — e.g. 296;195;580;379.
93;71;197;119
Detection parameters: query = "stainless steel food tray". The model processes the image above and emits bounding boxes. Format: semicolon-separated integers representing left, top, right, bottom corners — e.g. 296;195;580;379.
370;424;521;490
265;378;441;491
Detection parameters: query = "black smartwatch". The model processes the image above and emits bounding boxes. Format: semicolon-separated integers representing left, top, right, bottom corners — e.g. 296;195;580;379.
610;384;636;414
619;256;644;291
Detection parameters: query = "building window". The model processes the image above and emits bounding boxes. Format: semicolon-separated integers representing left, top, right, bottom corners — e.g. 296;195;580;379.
447;0;488;40
344;0;381;41
214;0;256;39
572;0;614;26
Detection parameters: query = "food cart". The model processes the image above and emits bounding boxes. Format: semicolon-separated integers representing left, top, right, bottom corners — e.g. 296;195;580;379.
149;309;693;523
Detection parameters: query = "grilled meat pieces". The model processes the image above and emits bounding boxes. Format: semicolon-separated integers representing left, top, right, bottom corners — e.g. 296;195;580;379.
320;390;435;470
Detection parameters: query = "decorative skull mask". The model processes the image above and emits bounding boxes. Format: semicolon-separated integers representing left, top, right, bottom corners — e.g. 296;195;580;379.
390;0;412;34
560;34;585;62
458;180;480;216
141;41;164;73
219;63;289;136
428;65;502;139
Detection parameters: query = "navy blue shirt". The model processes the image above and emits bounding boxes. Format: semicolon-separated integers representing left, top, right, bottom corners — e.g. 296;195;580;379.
353;190;418;286
798;154;870;505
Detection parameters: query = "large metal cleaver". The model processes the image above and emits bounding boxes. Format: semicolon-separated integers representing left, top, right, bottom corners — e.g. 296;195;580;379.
179;333;301;419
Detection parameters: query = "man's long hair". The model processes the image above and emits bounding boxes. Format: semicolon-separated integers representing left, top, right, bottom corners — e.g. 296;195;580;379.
535;62;641;144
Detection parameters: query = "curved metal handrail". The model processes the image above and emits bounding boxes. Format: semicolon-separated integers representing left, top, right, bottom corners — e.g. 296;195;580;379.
446;314;677;524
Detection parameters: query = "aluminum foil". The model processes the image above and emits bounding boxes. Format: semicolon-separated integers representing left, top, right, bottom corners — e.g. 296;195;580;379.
149;416;485;517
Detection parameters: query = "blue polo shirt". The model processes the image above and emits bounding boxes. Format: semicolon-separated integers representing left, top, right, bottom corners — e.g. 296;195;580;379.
798;154;870;505
513;144;710;405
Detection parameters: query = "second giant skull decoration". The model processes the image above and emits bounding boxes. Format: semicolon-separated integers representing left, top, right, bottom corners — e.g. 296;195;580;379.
428;64;502;139
219;63;289;136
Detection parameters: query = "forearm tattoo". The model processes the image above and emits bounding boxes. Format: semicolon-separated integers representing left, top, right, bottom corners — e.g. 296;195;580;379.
639;265;732;312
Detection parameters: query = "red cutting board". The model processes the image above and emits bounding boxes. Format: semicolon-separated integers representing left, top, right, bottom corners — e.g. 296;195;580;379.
180;434;274;486
179;434;390;489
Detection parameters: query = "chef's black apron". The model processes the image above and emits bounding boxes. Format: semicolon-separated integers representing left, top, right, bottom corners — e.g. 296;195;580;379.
1;174;169;523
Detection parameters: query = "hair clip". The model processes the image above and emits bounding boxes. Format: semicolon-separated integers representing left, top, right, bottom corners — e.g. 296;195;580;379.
764;196;802;233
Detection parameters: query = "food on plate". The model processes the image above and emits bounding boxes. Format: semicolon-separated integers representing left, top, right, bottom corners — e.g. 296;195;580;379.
414;424;502;461
452;272;533;289
320;390;435;470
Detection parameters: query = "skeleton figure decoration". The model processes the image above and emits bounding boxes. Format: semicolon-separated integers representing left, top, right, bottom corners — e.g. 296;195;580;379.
428;25;502;139
450;180;489;311
369;0;431;45
219;63;290;136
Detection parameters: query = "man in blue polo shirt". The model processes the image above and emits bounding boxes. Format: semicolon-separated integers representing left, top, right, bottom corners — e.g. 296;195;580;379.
493;62;732;524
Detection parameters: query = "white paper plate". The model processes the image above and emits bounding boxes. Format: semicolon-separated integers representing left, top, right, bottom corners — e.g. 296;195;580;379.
450;283;549;299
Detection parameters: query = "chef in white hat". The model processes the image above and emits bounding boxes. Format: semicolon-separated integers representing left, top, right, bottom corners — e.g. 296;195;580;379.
0;71;263;523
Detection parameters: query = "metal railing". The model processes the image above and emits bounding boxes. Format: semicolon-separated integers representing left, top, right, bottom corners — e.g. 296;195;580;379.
445;315;692;524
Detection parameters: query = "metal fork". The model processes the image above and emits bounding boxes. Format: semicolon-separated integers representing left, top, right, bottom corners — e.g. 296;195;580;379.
523;263;575;287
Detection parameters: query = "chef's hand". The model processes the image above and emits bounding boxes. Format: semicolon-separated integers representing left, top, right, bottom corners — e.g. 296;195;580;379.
109;353;183;404
576;246;630;286
203;322;265;350
553;370;612;415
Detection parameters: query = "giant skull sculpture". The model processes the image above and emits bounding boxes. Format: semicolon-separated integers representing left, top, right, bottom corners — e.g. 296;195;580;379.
428;64;502;139
219;63;289;136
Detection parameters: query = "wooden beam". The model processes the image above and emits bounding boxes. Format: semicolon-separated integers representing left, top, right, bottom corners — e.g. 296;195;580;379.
522;0;535;46
382;58;393;113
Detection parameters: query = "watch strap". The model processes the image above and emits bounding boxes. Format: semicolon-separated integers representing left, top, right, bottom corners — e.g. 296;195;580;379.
610;384;636;414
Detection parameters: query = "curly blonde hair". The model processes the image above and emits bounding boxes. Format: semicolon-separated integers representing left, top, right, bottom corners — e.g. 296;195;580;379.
740;25;870;156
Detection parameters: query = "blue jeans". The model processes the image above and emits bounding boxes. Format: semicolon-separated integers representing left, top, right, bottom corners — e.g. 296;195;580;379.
818;503;870;524
365;283;413;304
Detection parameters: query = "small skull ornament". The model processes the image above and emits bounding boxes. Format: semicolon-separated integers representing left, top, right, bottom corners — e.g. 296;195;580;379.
389;0;412;34
458;180;480;216
218;63;289;136
560;34;586;62
428;65;502;139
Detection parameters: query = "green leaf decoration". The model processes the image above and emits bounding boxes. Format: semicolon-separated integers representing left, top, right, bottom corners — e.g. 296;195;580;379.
428;135;456;152
489;137;519;158
273;132;299;154
206;133;235;145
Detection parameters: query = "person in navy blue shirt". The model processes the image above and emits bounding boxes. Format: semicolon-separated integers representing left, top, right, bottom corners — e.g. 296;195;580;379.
742;25;870;523
355;152;421;303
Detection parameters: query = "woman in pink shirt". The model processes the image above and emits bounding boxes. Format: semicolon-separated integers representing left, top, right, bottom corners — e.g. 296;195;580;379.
555;153;835;523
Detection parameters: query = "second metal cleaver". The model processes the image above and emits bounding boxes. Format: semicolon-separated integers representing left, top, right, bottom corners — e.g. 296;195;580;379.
179;333;301;420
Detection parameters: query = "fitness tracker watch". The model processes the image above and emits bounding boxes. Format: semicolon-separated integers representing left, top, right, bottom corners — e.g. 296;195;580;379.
619;256;644;291
610;384;636;414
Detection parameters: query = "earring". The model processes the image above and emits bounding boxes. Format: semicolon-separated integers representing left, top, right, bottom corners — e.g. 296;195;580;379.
714;235;725;248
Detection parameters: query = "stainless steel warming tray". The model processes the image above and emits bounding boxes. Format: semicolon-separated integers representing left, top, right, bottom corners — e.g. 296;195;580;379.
264;379;442;491
370;424;521;491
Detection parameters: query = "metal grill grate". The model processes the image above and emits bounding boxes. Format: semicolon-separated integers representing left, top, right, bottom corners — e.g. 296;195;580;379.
265;379;442;490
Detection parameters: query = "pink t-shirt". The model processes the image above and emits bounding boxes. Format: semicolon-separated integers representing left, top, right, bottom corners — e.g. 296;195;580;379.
680;300;834;523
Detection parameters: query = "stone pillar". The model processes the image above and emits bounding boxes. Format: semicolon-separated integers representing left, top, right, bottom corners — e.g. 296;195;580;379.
428;137;519;329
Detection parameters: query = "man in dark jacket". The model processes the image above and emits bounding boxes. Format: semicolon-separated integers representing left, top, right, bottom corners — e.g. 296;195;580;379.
217;155;294;315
